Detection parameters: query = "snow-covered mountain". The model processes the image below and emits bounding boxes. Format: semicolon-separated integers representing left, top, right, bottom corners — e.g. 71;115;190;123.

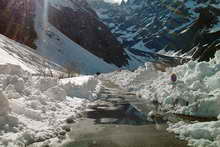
0;0;129;74
1;0;220;73
90;0;220;62
3;0;217;73
0;34;63;74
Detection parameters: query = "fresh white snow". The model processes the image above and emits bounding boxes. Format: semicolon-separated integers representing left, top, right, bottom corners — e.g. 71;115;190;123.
102;50;220;147
0;35;62;74
0;31;220;147
0;63;101;146
0;33;103;146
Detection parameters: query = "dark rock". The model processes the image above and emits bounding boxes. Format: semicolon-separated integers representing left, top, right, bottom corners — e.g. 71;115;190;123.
48;4;128;67
59;130;66;136
0;0;37;49
62;125;71;132
90;0;220;63
66;116;75;124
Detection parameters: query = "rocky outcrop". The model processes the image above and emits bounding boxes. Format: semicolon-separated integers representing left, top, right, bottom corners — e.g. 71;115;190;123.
178;6;220;61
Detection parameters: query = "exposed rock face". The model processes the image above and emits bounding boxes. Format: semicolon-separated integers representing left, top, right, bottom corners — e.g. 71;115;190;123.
90;0;220;62
0;0;128;67
0;0;37;49
48;2;128;67
179;6;220;61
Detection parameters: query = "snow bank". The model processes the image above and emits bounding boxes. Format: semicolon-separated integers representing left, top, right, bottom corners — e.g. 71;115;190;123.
0;64;99;146
103;50;220;147
59;76;100;99
105;51;220;118
0;91;10;116
168;121;220;147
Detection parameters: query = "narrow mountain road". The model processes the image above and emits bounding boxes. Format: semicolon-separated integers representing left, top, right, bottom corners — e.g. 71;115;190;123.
60;79;188;147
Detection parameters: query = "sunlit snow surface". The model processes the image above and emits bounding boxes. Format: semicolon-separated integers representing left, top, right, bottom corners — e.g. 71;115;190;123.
0;35;220;147
0;35;62;74
102;50;220;147
0;34;102;146
0;64;100;146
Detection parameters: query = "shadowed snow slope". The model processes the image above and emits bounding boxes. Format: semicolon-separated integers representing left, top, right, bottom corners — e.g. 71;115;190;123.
0;34;63;74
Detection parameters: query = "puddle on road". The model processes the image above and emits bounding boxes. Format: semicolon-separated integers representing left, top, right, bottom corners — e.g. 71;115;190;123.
61;99;188;147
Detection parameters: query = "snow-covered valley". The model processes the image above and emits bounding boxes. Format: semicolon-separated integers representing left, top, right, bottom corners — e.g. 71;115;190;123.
0;0;220;147
0;33;220;146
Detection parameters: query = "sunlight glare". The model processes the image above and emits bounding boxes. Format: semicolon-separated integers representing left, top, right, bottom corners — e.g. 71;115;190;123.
43;0;49;33
42;0;49;47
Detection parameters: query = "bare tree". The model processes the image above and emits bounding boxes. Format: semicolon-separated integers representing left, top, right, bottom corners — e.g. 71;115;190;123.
63;61;80;78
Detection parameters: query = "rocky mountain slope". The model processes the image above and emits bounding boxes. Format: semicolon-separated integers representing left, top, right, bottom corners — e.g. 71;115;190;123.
1;0;220;73
0;0;128;73
90;0;220;62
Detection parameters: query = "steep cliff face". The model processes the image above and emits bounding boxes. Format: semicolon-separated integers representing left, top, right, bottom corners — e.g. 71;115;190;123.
0;0;128;69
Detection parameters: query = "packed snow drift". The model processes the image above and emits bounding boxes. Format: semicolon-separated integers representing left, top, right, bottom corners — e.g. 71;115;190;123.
0;63;101;146
102;50;220;147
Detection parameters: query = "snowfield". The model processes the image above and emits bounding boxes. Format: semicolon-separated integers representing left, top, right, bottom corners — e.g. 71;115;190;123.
102;50;220;147
0;63;101;146
0;34;63;74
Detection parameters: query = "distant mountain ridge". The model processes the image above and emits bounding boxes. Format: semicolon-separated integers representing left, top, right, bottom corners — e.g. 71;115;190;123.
90;0;220;62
